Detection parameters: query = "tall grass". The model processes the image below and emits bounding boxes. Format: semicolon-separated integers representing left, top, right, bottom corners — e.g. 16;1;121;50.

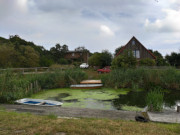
146;88;164;112
0;68;87;103
101;67;180;90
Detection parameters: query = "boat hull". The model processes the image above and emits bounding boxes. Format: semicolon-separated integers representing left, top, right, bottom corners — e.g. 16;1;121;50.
15;98;63;106
80;80;102;84
70;84;103;89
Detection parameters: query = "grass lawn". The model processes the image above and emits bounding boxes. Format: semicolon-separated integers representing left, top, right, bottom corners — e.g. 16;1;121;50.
0;109;179;135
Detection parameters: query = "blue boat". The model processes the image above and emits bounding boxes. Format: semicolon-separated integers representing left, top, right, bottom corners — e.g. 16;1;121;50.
15;98;63;106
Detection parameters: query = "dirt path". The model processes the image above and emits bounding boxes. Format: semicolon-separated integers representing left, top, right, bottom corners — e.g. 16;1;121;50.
1;104;138;120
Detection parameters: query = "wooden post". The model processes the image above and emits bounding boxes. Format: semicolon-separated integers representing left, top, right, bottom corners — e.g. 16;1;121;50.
177;105;180;113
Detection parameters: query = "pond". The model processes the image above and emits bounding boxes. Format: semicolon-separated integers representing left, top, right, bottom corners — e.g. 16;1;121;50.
30;88;180;111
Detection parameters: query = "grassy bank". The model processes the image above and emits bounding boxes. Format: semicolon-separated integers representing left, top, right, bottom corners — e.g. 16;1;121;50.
0;69;87;103
0;109;179;135
101;68;180;90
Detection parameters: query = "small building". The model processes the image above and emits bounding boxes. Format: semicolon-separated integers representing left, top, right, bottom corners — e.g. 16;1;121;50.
64;51;89;63
116;36;156;60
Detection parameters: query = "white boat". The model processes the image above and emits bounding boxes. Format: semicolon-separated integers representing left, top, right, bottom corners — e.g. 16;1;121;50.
70;84;103;89
15;98;63;106
80;80;102;84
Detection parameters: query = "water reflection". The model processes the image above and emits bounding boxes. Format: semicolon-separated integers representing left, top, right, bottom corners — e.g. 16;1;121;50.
45;89;180;110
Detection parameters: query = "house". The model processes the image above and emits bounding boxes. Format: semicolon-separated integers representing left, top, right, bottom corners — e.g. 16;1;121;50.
64;51;89;63
116;36;156;60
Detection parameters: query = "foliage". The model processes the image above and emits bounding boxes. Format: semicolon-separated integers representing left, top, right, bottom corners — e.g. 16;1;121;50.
18;45;40;67
59;58;68;65
139;58;156;66
39;56;54;67
0;44;17;68
88;53;101;66
50;43;69;62
75;46;89;52
100;50;113;67
146;88;164;112
111;50;137;69
153;50;168;66
166;52;180;67
0;69;87;103
88;50;112;68
0;35;72;67
101;67;180;90
114;46;124;56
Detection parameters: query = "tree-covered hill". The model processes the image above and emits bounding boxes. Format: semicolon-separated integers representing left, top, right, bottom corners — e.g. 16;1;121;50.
0;35;69;68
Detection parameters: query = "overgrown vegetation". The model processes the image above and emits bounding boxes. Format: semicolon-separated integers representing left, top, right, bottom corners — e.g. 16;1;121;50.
0;110;179;135
101;67;180;90
0;69;87;103
0;35;90;68
146;88;164;112
111;50;137;68
139;58;156;66
88;50;112;68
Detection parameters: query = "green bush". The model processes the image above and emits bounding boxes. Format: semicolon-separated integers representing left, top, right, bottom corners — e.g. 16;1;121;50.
139;58;156;66
111;50;137;69
59;58;68;65
146;88;164;112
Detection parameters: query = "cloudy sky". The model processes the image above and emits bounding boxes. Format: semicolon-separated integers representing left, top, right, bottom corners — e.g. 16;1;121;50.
0;0;180;56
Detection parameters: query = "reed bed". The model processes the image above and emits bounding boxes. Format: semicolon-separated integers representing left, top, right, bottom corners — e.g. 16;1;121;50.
0;68;87;103
101;67;180;90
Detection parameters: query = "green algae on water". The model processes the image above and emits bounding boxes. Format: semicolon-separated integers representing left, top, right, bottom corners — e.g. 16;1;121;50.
30;88;130;110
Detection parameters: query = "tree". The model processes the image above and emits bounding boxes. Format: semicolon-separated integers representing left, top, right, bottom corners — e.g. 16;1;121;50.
114;46;124;56
75;46;88;52
18;46;40;67
149;50;168;66
88;53;101;67
100;50;113;67
111;50;137;69
88;50;112;68
50;43;69;62
0;44;17;68
59;58;68;65
165;52;180;67
153;50;168;66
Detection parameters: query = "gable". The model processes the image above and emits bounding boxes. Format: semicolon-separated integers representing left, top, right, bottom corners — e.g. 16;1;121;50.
116;36;156;59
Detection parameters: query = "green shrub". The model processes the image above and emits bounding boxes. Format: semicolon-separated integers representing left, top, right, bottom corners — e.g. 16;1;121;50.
146;88;164;112
111;50;137;69
139;58;156;66
59;58;68;65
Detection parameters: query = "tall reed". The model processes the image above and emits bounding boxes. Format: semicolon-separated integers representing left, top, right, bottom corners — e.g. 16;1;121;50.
146;88;164;112
0;68;87;103
101;67;180;90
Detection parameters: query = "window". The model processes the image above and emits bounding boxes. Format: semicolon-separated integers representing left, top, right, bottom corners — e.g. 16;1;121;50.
136;50;140;58
133;50;140;58
72;53;75;56
132;40;135;45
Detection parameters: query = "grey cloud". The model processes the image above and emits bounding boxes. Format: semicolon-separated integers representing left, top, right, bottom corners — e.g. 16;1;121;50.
0;0;179;56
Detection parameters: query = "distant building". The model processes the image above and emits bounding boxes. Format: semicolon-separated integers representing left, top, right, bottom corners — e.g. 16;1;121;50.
64;51;89;63
116;36;156;60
